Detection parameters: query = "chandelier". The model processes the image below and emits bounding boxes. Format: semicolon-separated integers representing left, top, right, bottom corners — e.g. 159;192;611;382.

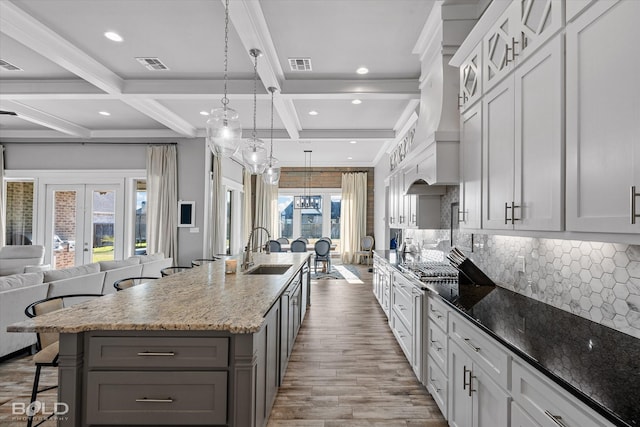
262;86;280;184
206;0;241;157
242;48;268;174
294;150;322;209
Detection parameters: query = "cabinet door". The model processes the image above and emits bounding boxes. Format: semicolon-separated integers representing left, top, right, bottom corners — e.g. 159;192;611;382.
483;2;517;91
460;103;483;229
460;42;482;111
566;0;640;233
448;340;473;427
482;78;515;230
516;0;564;61
511;401;541;427
471;362;511;427
514;35;563;231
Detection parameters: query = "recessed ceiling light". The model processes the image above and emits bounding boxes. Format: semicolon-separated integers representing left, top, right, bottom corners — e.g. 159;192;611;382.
200;111;209;116
349;140;357;144
356;67;369;75
347;157;353;160
309;110;319;116
104;31;123;42
98;111;111;116
351;99;362;105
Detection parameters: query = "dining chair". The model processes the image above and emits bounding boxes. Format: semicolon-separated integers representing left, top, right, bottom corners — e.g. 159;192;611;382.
314;239;332;273
160;266;192;277
268;240;282;252
355;235;375;265
24;293;103;427
290;239;307;252
113;276;159;291
276;237;289;245
296;237;309;244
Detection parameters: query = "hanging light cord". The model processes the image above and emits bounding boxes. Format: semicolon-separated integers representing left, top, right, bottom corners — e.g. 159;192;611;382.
269;88;275;164
251;51;258;141
221;0;230;110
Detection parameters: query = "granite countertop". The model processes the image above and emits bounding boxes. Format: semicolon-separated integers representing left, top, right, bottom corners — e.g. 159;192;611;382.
374;250;639;427
8;253;310;335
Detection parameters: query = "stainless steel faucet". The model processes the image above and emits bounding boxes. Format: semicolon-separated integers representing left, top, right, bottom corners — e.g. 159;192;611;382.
242;226;271;271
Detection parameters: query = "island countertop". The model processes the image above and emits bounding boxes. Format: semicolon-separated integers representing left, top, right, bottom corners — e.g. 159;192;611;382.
8;253;310;335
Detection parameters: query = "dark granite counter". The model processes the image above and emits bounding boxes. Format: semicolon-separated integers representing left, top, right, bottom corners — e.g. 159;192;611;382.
374;250;639;427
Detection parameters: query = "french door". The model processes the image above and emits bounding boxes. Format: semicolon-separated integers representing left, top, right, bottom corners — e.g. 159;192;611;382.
45;184;124;268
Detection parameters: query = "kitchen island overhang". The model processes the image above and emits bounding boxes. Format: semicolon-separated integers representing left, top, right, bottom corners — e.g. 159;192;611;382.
8;252;311;427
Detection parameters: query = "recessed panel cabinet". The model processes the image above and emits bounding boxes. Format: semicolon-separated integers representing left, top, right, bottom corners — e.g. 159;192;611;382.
483;35;563;231
566;0;640;234
460;103;483;229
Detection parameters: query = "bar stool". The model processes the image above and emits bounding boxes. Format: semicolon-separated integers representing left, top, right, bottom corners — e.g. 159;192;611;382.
114;276;159;291
160;266;192;277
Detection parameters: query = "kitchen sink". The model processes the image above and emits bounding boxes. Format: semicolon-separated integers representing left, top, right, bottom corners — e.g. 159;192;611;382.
244;264;292;275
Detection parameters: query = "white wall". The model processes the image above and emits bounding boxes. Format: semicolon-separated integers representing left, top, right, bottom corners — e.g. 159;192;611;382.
374;152;390;250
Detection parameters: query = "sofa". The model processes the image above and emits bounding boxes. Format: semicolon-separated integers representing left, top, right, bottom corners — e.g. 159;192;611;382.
0;245;46;276
0;253;172;358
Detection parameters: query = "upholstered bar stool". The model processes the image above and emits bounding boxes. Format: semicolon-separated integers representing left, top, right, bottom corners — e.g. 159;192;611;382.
160;266;192;277
113;276;159;291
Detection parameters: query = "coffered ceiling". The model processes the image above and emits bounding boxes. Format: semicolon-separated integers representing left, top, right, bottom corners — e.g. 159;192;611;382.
0;0;436;166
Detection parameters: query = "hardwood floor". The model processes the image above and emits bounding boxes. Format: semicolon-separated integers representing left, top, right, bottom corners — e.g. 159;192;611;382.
267;266;447;427
0;265;446;427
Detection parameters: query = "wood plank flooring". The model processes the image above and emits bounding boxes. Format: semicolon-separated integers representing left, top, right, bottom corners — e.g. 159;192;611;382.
267;266;447;427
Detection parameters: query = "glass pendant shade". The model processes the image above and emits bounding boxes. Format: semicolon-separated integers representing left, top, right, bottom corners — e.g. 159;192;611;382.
206;107;242;157
262;158;280;185
242;138;268;174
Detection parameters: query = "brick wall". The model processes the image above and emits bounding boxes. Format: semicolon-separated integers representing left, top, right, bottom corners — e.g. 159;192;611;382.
54;191;76;241
279;167;375;237
5;181;34;243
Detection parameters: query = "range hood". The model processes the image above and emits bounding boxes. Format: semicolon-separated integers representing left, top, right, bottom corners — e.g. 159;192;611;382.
403;0;478;187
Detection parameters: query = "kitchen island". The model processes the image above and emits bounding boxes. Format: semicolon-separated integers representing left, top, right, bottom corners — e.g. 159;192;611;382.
8;252;311;427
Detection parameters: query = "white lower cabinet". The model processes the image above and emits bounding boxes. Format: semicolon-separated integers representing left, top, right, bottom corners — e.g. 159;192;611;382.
511;400;541;427
511;360;615;427
448;339;511;427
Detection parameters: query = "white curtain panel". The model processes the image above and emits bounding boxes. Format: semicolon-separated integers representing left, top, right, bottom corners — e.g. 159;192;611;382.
254;178;279;240
242;169;252;243
340;172;367;264
209;154;225;256
146;145;178;261
0;146;5;247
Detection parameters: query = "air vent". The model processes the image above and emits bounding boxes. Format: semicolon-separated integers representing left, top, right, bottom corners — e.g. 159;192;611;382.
0;59;22;71
135;57;169;71
289;58;312;71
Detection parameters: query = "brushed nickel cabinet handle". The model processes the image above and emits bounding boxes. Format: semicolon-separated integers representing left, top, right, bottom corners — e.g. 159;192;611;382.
135;398;174;403
632;186;639;225
137;352;175;357
430;339;442;351
544;410;570;427
506;37;519;63
463;338;480;352
505;202;511;224
458;210;466;223
430;378;441;392
463;365;470;391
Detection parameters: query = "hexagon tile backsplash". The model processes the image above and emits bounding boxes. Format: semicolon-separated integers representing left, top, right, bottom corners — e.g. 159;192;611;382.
404;230;640;340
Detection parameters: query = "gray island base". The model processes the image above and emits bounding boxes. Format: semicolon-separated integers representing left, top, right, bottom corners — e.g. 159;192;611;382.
8;253;311;427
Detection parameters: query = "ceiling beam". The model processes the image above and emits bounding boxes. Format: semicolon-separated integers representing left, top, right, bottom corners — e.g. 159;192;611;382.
226;0;301;140
0;100;91;138
299;129;394;139
0;1;197;137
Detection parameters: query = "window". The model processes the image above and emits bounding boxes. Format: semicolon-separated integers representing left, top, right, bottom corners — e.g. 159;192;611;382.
278;195;294;239
225;189;232;255
4;180;34;245
134;179;147;255
331;194;341;240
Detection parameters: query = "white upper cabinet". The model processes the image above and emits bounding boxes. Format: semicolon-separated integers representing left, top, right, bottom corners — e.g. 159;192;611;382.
459;43;482;112
483;0;563;92
460;103;483;230
566;0;640;234
483;35;563;231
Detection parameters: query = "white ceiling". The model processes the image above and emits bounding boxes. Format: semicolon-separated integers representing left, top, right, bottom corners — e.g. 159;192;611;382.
0;0;436;166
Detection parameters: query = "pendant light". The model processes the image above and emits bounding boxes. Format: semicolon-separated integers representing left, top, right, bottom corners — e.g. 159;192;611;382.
242;48;268;174
206;0;242;157
262;86;280;185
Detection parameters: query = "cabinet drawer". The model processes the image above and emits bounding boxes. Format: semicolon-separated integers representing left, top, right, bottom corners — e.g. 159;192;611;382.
428;295;448;332
391;308;412;361
427;321;447;372
449;311;509;389
426;355;448;417
512;360;615;427
392;281;413;328
86;371;227;425
88;336;229;368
